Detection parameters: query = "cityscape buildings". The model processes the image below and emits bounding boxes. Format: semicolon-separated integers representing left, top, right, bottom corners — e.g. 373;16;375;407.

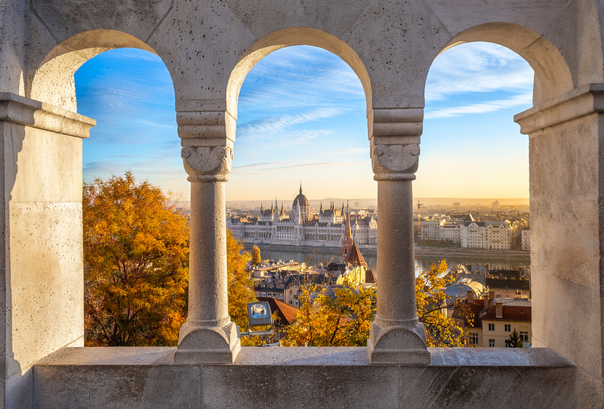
228;186;378;247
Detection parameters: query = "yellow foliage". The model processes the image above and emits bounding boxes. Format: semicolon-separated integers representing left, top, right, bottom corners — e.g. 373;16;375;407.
226;231;257;331
416;260;470;347
281;280;376;347
84;172;189;346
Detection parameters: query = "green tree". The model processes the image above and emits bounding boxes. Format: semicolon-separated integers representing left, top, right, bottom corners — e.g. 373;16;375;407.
416;260;470;347
84;172;189;346
251;245;262;265
506;328;524;348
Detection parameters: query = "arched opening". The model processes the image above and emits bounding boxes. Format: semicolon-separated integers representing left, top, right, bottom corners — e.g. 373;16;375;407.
421;23;574;349
226;39;376;345
226;28;373;137
28;29;160;112
26;32;186;348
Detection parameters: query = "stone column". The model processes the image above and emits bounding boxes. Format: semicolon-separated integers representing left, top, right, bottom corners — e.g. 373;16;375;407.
367;107;430;364
515;84;604;405
174;101;240;363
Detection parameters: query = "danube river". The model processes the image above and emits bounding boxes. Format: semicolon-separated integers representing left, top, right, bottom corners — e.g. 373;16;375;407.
246;244;530;275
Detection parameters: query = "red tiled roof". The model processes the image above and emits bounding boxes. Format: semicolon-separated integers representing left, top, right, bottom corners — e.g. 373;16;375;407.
258;297;299;326
365;269;376;284
456;299;486;328
346;243;367;267
481;305;531;322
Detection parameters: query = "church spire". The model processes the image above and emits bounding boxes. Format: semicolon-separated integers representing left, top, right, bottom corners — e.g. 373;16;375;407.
274;197;279;222
299;183;302;195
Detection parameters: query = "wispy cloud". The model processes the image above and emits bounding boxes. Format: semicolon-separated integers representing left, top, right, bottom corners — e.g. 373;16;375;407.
232;160;368;175
319;147;369;155
425;92;532;119
426;43;534;102
237;107;343;147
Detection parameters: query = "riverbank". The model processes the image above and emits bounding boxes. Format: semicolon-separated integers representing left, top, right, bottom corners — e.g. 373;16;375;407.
244;243;529;260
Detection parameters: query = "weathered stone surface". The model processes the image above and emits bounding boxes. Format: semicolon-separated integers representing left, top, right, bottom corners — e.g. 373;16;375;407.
0;0;603;407
30;0;173;44
33;347;576;409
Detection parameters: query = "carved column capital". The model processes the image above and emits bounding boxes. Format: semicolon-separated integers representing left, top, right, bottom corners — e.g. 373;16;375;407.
176;100;236;182
369;107;423;181
371;143;420;180
181;144;233;182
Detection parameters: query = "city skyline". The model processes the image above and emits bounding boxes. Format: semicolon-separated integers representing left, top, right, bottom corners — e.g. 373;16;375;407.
76;43;533;201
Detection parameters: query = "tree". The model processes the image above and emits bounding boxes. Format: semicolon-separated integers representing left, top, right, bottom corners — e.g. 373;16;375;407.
506;328;524;348
84;172;189;346
251;245;262;265
416;260;471;347
281;279;376;347
281;261;469;348
226;230;257;334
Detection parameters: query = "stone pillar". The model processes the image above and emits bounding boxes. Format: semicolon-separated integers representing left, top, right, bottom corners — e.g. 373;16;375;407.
367;107;430;364
514;84;604;406
0;93;94;407
174;100;240;363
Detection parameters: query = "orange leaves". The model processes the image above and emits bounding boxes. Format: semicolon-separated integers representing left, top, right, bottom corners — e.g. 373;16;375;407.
226;231;256;332
282;281;376;347
415;260;469;347
84;172;189;346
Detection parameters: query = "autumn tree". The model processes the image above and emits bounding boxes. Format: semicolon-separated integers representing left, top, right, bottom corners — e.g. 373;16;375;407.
281;261;469;348
226;230;257;332
506;328;524;348
84;172;189;346
416;260;470;347
281;279;376;347
251;245;262;265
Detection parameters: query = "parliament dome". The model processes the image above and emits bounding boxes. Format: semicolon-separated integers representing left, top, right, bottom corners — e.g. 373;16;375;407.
292;185;309;209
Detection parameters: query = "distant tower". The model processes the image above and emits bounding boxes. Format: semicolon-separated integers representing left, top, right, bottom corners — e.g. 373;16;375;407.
292;184;310;223
342;203;353;261
295;202;302;225
273;198;279;223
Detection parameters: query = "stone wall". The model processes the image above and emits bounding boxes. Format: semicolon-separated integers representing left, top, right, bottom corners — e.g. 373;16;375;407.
34;347;577;409
0;0;602;407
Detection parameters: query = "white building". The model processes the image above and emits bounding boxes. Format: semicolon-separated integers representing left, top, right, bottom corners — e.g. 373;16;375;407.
460;214;522;250
228;187;377;247
522;230;530;251
439;223;462;243
420;218;443;240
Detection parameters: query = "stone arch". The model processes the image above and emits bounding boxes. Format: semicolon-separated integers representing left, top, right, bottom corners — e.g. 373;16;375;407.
28;29;166;112
436;22;574;104
226;27;373;136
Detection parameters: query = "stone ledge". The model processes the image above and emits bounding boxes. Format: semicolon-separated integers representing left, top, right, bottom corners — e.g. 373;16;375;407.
33;347;577;408
514;83;604;134
36;346;575;367
0;93;95;138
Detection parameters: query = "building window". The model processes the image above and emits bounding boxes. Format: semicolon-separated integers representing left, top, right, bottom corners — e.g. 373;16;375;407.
488;323;495;331
505;324;511;332
470;333;479;345
519;331;529;343
489;339;495;347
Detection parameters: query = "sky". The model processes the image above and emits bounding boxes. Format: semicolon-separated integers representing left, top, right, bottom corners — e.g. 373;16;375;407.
75;43;534;203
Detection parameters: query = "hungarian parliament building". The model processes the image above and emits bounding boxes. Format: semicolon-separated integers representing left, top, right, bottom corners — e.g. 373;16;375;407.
227;186;377;248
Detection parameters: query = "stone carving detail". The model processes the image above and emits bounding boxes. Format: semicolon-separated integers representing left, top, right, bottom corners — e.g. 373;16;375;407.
373;144;420;173
181;146;233;179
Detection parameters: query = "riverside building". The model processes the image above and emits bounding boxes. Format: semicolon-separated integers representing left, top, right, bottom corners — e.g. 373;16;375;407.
228;186;377;247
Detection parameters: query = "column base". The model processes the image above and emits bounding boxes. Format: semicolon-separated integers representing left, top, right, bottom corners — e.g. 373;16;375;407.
174;321;241;364
367;321;430;364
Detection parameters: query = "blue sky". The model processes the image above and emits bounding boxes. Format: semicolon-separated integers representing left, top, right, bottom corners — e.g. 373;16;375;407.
75;43;533;202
